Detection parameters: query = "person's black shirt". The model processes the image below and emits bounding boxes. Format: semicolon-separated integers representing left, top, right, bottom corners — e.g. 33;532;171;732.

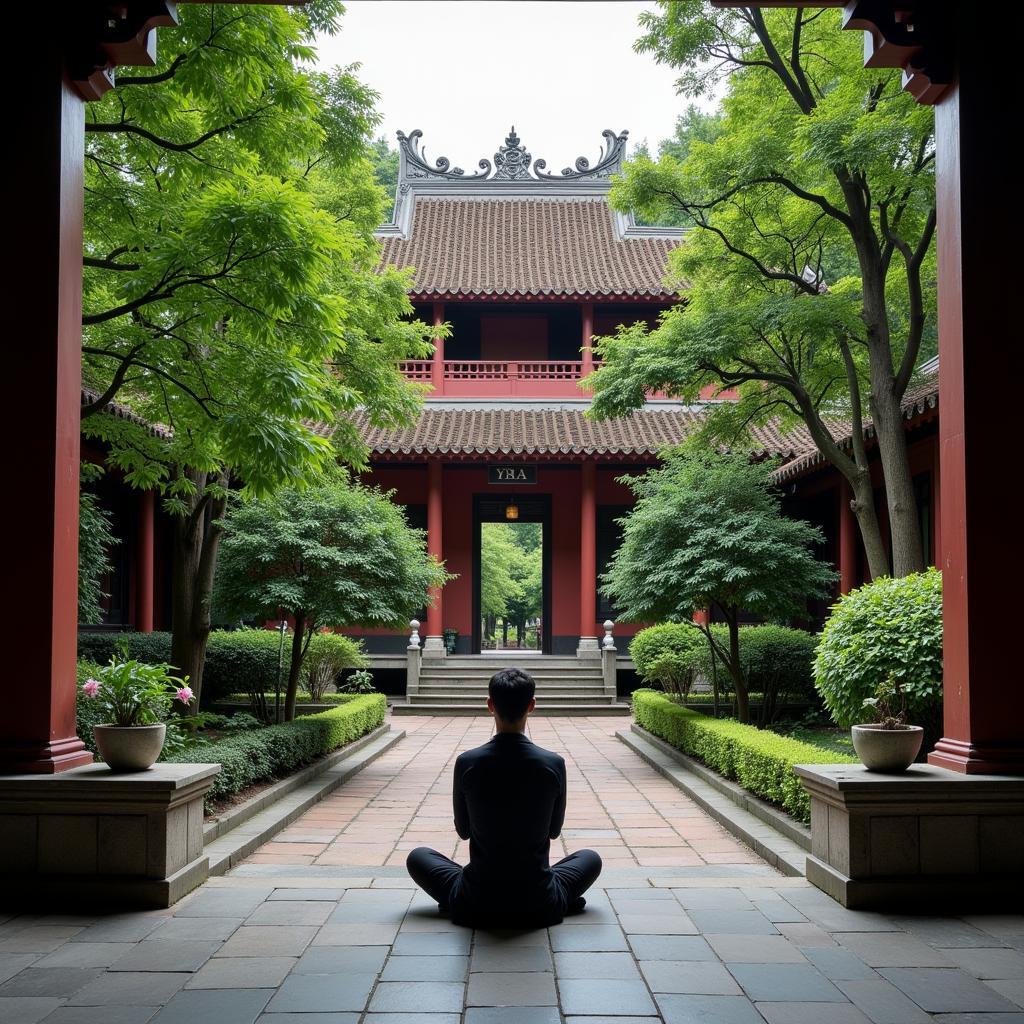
451;731;567;923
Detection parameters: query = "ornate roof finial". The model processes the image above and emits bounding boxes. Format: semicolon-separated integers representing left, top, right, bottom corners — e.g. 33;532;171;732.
493;126;532;181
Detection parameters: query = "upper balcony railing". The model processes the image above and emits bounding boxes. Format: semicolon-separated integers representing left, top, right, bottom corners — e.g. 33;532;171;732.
398;359;600;398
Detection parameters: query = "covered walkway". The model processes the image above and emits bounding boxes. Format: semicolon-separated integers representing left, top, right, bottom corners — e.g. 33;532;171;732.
2;717;1021;1023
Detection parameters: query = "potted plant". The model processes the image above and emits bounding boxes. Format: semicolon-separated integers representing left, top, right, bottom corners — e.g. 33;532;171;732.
851;675;924;772
81;656;194;770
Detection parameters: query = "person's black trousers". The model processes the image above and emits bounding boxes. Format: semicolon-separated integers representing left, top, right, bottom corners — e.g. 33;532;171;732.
406;847;602;926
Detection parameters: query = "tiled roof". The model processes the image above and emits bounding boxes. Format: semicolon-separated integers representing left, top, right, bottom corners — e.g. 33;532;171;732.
81;388;172;439
378;198;680;298
773;370;939;481
355;406;808;460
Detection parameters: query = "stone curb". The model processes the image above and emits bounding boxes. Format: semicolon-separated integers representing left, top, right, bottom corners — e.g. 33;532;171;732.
203;725;405;876
616;725;809;878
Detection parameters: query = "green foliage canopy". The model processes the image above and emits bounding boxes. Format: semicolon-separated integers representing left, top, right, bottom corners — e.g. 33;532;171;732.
78;465;117;626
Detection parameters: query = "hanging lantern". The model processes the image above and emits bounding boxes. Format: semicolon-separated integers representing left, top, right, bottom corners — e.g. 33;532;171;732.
505;503;519;521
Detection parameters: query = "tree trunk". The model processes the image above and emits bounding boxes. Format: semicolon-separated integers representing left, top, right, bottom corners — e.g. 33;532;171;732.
502;619;508;646
848;468;891;580
284;613;305;723
726;613;750;725
169;469;227;707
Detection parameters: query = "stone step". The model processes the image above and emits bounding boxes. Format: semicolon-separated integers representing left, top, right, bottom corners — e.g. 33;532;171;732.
392;702;631;717
424;657;597;668
409;692;610;703
417;675;604;686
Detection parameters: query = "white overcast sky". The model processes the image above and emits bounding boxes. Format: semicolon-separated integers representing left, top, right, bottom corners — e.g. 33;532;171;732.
314;1;718;170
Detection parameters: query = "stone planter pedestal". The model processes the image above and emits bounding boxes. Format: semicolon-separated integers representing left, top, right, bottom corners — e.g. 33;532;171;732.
0;761;220;909
794;763;1024;910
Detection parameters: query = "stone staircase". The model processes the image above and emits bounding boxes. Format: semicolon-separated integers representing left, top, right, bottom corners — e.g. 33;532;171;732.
392;653;629;716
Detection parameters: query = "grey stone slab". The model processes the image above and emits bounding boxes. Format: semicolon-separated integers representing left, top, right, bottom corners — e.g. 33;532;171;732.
554;951;641;979
727;963;846;1002
381;954;468;981
803;947;877;980
390;931;471;956
364;1016;460;1024
756;1003;873;1024
706;935;807;964
962;917;1024;943
312;924;399;947
628;935;716;961
185;957;295;989
606;889;678;902
892;917;1009;949
835;979;939;1023
69;972;190;1006
466;971;557;1005
110;940;221;973
215;927;315;958
398;909;466;933
0;928;83;953
619;913;698;936
43;1007;159;1024
688;910;778;935
610;898;691;918
265;973;377;1013
655;993;765;1024
559;979;658;1016
150;988;272;1024
328;893;412;925
292;946;388;975
473;929;551;948
0;967;103;997
463;1010;560;1024
940;947;1024;979
752;898;808;924
267;890;342;902
930;1016;1024;1024
565;1019;659;1024
71;919;167;943
641;961;742;995
835;931;954;968
549;924;628;952
672;890;756;911
779;892;902;935
174;892;273;919
776;923;836;948
877;968;1021;1013
246;903;332;927
987;980;1024;1008
34;943;133;969
0;997;65;1024
258;1016;357;1024
470;944;553;972
366;981;465;1013
147;918;243;942
0;955;39;984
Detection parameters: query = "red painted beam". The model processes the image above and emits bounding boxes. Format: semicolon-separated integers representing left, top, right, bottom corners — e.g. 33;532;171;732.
425;460;444;639
579;461;597;640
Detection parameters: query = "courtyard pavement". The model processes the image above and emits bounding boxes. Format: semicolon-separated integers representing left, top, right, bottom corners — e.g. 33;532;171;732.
2;714;1023;1024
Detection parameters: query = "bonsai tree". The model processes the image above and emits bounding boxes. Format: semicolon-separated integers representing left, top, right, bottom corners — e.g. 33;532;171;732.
602;449;835;723
215;474;451;720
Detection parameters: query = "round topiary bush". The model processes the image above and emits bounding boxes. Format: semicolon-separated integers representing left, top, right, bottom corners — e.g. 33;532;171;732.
814;568;943;728
629;623;705;697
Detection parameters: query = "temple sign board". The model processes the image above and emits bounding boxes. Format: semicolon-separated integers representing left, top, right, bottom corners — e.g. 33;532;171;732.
488;465;537;485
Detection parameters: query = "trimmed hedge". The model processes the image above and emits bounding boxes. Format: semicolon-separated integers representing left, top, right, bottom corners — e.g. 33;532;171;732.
77;628;366;703
632;689;854;823
219;691;355;705
164;693;386;809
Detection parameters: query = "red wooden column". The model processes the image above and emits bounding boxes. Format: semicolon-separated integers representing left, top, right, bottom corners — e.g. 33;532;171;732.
424;460;444;641
1;70;92;773
838;481;858;595
928;49;1024;773
579;460;598;646
135;490;156;633
430;301;445;394
580;302;595;376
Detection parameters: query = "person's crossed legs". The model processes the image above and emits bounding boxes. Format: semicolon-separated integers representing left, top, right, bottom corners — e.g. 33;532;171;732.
406;846;602;918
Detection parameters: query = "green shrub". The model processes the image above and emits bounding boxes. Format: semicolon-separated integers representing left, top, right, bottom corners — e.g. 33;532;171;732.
219;691;356;705
814;569;943;729
77;628;367;705
740;625;819;725
165;693;386;809
630;624;705;697
632;689;854;823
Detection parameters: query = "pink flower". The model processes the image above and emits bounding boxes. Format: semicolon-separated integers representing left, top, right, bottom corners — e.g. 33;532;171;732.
175;686;194;705
82;679;101;698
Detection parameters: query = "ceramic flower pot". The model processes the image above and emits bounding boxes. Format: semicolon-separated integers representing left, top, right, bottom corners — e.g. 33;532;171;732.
93;723;166;771
851;724;924;772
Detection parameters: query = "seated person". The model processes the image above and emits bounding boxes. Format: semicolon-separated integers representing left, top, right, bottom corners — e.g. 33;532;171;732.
406;667;602;928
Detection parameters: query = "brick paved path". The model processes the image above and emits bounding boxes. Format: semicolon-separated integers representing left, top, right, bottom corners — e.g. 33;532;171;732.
2;714;1023;1024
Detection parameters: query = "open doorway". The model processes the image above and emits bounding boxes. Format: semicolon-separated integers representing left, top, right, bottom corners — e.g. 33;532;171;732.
472;494;551;655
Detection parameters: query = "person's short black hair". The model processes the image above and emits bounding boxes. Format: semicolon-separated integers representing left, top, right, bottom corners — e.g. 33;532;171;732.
488;667;536;722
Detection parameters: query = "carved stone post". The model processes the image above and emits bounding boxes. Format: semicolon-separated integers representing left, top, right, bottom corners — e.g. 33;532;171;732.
406;619;421;697
601;620;617;698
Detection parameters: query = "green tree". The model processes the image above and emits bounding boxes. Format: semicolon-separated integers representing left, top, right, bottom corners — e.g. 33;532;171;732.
601;450;835;723
504;525;543;646
480;523;525;631
214;474;450;721
593;4;935;579
370;135;400;219
80;4;437;701
78;465;118;626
